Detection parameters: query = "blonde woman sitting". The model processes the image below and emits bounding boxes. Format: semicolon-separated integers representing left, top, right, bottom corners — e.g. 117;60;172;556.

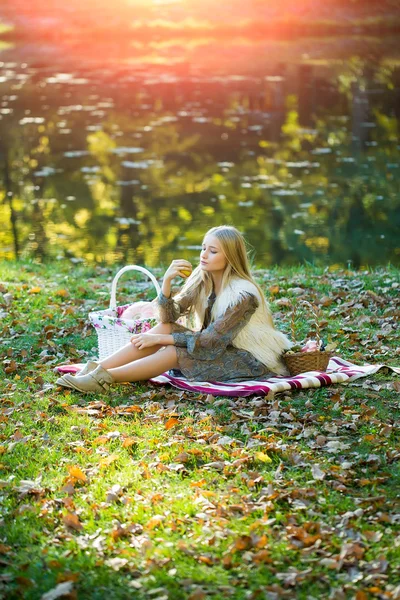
57;225;291;393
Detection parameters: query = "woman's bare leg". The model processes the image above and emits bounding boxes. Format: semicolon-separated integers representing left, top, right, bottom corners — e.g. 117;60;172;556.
99;323;173;369
108;346;179;383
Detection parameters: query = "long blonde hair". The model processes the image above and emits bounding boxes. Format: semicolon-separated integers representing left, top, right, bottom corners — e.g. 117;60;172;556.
175;225;267;322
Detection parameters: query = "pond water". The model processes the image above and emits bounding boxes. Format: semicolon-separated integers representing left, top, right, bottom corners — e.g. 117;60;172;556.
0;30;399;268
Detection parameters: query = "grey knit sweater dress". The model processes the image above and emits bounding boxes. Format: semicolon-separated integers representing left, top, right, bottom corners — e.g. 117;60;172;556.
157;291;274;383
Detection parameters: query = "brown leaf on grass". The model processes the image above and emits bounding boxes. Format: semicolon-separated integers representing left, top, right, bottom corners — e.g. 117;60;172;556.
4;360;18;374
252;549;271;564
190;479;207;488
174;452;190;463
254;534;268;548
66;466;87;483
55;289;69;298
150;493;164;504
187;448;204;456
92;436;109;445
99;454;119;468
165;417;179;430
122;437;138;448
199;490;216;498
222;554;233;569
112;523;143;539
56;572;79;584
286;524;322;548
28;287;42;294
340;542;365;561
15;576;34;588
0;544;12;554
188;591;206;600
111;524;131;540
117;405;143;414
47;560;62;569
392;380;400;392
146;515;164;530
197;555;215;566
62;513;83;531
233;535;253;551
269;285;280;295
62;496;75;511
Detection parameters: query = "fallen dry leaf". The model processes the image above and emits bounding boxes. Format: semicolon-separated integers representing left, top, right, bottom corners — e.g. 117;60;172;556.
41;581;74;600
146;515;164;530
255;451;272;463
311;464;326;480
62;512;83;531
122;437;138;448
99;454;119;468
165;417;179;430
67;465;87;483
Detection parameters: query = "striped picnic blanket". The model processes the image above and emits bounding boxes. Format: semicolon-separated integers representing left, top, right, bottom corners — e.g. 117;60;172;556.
56;357;399;397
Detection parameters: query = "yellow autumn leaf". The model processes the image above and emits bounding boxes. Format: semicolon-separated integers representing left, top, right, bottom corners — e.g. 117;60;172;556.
67;465;87;482
122;437;137;448
99;454;119;468
165;417;179;430
190;479;207;488
92;436;109;445
255;452;272;463
146;515;164;530
28;287;42;294
201;490;216;498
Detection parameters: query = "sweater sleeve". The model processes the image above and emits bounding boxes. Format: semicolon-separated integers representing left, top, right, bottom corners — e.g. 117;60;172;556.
156;291;192;323
171;293;259;360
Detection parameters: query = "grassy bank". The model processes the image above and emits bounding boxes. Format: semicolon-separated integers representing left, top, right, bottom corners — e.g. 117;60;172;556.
0;260;399;600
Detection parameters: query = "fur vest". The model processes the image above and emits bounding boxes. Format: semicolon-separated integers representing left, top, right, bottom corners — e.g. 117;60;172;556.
210;278;291;376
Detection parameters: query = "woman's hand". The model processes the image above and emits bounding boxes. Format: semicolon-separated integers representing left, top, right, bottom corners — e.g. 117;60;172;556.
163;259;192;283
130;333;162;350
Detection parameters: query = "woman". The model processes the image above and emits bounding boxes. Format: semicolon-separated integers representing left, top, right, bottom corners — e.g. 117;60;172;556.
57;225;291;393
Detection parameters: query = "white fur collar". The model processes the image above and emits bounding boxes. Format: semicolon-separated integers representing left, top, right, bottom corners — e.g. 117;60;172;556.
211;277;261;321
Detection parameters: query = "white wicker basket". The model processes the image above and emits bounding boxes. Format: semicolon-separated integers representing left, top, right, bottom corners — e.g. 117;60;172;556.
89;265;161;361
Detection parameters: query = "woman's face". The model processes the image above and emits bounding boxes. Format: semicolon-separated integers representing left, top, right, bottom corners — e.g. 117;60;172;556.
200;234;227;274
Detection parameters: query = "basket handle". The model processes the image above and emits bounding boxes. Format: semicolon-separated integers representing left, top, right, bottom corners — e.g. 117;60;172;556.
109;265;161;310
290;300;321;347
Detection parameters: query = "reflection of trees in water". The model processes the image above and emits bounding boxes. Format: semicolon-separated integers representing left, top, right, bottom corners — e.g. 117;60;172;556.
0;58;399;266
1;149;19;259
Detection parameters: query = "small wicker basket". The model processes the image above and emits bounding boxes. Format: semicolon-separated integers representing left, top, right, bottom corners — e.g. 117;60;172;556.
283;300;333;376
89;265;161;361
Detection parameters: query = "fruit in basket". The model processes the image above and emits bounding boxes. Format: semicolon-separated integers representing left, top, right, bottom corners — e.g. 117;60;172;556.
301;339;319;353
285;344;302;354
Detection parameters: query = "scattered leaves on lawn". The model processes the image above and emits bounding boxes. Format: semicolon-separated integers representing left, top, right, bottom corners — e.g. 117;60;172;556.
1;263;399;599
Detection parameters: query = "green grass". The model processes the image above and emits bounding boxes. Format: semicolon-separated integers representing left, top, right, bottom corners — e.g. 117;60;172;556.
0;260;399;600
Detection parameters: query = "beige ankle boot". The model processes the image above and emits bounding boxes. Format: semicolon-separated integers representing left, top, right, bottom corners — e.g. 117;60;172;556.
76;360;98;376
60;365;114;394
56;360;98;389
